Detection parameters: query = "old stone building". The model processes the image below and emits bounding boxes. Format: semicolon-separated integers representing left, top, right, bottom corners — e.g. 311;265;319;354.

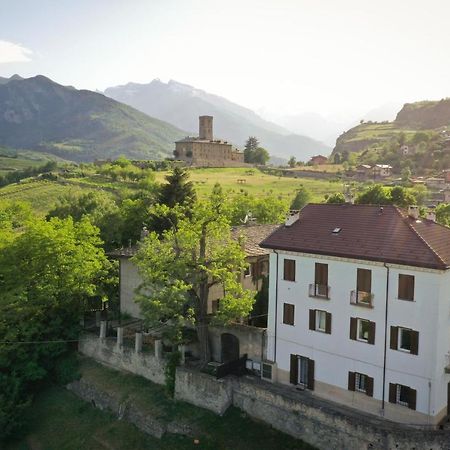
174;116;245;167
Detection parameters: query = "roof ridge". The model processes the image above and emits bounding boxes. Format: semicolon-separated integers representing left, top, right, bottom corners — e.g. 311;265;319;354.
394;206;448;268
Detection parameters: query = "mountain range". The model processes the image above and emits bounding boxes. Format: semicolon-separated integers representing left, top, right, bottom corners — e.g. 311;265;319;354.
104;79;331;161
0;75;185;161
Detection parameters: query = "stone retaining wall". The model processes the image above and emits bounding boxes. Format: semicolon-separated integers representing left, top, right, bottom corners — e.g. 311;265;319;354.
79;334;450;450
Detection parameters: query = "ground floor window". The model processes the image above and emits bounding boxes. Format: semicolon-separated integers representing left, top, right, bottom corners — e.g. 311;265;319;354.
355;373;367;393
290;354;315;390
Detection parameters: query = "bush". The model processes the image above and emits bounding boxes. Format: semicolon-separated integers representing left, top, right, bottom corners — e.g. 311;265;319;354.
51;352;81;385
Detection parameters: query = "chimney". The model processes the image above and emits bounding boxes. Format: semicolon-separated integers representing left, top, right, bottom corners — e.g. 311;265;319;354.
199;115;213;140
408;205;419;220
285;210;300;227
426;210;436;222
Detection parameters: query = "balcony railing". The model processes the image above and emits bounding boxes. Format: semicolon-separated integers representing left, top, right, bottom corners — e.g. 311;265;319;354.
309;283;330;299
350;290;374;307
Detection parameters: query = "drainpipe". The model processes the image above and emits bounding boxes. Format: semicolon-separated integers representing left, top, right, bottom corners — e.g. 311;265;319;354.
382;262;390;413
261;328;266;363
274;250;280;363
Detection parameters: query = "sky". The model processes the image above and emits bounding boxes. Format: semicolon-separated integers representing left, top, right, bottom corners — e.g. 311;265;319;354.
1;0;450;120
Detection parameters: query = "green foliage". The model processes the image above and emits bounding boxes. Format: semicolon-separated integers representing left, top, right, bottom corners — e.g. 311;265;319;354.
436;203;450;226
244;137;269;165
51;353;81;385
158;166;196;209
0;213;115;438
0;160;57;187
164;351;181;398
355;184;417;207
290;186;311;210
325;192;346;204
288;156;296;168
133;194;255;360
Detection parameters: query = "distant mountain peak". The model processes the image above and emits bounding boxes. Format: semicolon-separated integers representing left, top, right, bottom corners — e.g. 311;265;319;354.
104;78;330;160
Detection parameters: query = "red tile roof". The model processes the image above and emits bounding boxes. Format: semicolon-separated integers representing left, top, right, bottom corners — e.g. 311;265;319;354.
260;204;450;270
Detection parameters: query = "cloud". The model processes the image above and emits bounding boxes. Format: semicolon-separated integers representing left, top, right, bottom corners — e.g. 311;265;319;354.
0;40;32;64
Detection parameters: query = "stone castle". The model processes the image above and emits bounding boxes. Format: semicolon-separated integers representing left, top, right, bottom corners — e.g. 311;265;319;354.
174;116;245;167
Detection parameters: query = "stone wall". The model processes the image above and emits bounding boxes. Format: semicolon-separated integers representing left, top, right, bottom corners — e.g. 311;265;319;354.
79;333;450;450
79;333;166;385
175;367;233;415
208;323;266;363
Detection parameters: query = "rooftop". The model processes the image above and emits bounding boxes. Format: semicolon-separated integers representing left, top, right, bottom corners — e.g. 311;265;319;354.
260;204;450;270
109;223;279;259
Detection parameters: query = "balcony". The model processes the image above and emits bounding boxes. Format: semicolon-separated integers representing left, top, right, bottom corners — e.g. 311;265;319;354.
350;290;374;308
309;283;330;300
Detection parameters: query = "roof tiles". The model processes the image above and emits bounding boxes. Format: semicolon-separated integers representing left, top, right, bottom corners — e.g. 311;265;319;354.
260;204;450;270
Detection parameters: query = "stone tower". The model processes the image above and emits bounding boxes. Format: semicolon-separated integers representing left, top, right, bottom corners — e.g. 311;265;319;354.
199;115;213;140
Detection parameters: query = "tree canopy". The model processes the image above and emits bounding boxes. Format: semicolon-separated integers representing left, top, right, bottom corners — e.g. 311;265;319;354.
133;193;255;361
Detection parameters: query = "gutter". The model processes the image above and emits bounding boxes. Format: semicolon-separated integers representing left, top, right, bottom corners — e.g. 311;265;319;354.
274;250;279;363
381;262;390;413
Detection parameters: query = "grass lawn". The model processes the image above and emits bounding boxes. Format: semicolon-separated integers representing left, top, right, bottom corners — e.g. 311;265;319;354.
5;358;314;450
155;167;345;203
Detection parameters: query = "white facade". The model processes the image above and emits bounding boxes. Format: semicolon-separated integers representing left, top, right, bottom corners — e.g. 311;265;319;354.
266;250;450;426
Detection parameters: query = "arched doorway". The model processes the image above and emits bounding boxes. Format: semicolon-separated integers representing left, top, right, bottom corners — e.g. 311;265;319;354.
221;333;240;363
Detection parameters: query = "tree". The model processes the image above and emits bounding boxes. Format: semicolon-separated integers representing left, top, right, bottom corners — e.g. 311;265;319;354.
252;147;270;165
401;167;412;183
436;203;450;227
0;216;114;438
355;185;392;205
244;136;259;153
390;186;416;207
133;197;255;362
48;191;122;249
333;153;341;164
325;193;346;204
290;186;311;210
158;166;196;209
288;156;296;168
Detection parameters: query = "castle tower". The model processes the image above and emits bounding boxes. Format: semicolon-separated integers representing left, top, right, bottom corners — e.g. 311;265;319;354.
199;115;213;140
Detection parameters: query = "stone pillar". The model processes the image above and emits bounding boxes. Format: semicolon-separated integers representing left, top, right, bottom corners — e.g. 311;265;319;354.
135;332;143;353
116;327;124;350
100;321;106;340
95;311;101;327
178;345;186;365
155;339;163;360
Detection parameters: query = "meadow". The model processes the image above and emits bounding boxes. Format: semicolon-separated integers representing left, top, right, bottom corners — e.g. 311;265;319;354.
0;167;350;215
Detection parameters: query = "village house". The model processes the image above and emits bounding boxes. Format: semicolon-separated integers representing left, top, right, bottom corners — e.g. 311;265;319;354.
111;223;278;320
309;154;328;165
174;116;245;167
260;203;450;426
373;164;392;178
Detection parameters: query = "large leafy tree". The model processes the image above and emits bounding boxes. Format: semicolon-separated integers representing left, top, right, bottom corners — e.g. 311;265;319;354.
0;215;115;439
133;192;255;362
290;186;311;210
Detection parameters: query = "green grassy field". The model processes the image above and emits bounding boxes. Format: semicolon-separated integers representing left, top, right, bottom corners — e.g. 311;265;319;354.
0;167;349;215
155;168;345;202
5;358;313;450
0;150;69;176
0;180;98;215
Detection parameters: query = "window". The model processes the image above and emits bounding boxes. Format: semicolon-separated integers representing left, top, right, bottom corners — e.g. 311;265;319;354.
283;259;296;281
211;299;220;314
290;354;315;390
316;310;327;332
348;371;374;396
399;328;412;352
312;263;329;298
353;268;372;305
398;274;415;301
390;326;419;355
389;383;417;410
283;303;295;325
244;265;251;277
358;319;370;342
355;373;366;392
309;309;332;334
350;317;375;344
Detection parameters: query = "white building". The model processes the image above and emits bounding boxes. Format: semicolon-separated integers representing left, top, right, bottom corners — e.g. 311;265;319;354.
260;203;450;426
